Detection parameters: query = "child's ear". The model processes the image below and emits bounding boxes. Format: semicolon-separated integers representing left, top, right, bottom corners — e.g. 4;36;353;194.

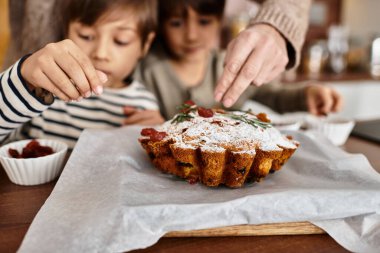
141;32;156;57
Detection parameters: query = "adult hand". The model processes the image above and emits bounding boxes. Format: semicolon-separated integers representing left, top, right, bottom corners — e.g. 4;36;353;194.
214;24;288;107
21;39;107;102
305;84;343;116
123;106;165;126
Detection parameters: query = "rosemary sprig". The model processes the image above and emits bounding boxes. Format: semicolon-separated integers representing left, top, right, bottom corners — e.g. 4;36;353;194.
171;102;197;124
176;103;196;113
176;103;191;111
225;113;272;129
171;113;194;124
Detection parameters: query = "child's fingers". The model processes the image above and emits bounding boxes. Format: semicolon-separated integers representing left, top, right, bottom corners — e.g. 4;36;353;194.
43;59;82;100
331;89;344;112
123;106;138;116
130;118;162;126
319;88;334;115
124;111;149;125
37;72;70;101
54;51;91;98
67;40;107;95
307;93;318;115
124;110;164;125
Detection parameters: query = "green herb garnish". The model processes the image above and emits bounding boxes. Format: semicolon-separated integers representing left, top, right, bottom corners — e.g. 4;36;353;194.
171;113;194;124
176;103;196;114
225;113;272;129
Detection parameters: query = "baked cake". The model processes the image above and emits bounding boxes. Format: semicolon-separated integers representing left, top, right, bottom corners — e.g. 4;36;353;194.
139;101;299;188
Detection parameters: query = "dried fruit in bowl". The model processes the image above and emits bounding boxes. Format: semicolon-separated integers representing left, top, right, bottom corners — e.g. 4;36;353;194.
8;139;54;159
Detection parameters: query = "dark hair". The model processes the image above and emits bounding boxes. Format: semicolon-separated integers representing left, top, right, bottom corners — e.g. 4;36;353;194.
59;0;157;45
158;0;225;22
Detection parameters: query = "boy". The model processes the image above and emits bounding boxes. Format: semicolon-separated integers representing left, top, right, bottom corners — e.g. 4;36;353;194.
0;0;163;148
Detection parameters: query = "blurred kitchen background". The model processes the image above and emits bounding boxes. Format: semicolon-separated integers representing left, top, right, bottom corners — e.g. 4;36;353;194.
0;0;380;120
222;0;380;82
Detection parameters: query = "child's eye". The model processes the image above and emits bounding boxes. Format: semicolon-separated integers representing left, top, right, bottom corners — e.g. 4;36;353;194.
78;33;94;41
115;40;129;46
199;18;212;26
168;19;183;28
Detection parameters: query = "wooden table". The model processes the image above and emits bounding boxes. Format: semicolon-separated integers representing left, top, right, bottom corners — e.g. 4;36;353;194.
1;136;379;253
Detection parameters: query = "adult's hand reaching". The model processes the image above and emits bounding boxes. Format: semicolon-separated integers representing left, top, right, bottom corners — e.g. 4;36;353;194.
214;24;289;107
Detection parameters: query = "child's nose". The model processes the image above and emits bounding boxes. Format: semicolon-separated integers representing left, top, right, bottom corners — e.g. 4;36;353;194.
185;22;199;42
91;38;109;61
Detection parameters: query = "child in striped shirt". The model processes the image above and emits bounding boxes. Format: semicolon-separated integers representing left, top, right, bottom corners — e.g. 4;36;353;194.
0;0;164;148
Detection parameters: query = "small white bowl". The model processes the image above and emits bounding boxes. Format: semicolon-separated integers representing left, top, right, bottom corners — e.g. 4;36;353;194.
0;139;68;186
272;119;301;131
305;115;355;146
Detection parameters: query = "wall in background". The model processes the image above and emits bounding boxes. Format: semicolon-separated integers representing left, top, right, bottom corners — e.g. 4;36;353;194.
0;0;10;69
342;0;380;42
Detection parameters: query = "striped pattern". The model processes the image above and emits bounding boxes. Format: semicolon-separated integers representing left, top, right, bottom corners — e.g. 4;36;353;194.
1;58;159;148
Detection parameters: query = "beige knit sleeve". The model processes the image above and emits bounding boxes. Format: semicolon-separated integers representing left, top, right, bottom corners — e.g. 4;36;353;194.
249;0;311;69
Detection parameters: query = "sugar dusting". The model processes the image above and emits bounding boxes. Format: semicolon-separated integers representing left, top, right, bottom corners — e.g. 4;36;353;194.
159;111;297;152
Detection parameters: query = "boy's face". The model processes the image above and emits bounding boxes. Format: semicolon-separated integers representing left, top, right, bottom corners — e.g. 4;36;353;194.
68;9;153;88
163;7;221;63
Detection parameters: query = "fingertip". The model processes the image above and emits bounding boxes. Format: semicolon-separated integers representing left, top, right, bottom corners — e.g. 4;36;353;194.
96;70;108;84
93;85;103;95
214;91;223;102
123;106;135;114
223;98;234;108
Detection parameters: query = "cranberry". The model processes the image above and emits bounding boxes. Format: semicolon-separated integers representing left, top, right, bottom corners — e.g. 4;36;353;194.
150;131;167;141
8;148;20;158
184;100;195;106
8;140;54;159
141;128;157;136
198;107;214;118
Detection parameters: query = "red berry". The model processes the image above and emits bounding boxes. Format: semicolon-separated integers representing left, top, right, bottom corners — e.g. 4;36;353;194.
141;128;157;136
8;148;20;158
184;100;195;106
198;107;214;118
150;131;167;141
10;140;54;159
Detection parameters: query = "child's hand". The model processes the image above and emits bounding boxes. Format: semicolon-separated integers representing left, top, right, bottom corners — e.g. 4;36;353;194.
305;84;343;116
21;39;108;102
123;106;165;125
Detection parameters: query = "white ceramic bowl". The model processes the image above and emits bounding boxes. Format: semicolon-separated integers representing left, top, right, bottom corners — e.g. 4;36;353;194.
272;119;302;131
0;139;68;186
305;115;355;146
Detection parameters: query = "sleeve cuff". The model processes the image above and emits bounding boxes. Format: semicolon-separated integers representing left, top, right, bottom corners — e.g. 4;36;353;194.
17;54;55;106
249;6;307;69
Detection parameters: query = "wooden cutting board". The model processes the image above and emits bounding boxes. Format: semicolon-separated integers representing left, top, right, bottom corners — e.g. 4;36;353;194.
165;222;324;237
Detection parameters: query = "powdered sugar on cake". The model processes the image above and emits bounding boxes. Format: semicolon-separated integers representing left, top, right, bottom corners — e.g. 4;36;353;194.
158;110;298;152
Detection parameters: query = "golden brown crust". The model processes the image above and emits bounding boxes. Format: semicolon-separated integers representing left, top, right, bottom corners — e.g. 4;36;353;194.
140;137;297;188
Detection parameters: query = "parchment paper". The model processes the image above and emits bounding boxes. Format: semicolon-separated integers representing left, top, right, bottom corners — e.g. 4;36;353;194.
18;126;380;253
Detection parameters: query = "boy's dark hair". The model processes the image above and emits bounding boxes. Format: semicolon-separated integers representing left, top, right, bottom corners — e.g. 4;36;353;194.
59;0;157;45
158;0;225;22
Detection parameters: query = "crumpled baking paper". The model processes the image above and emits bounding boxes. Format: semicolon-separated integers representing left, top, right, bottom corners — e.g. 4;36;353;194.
18;126;380;253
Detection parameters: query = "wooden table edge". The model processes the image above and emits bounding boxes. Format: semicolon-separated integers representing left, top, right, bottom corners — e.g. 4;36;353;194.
164;221;325;237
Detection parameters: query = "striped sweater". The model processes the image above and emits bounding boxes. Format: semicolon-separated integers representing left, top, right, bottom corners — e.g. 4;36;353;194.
0;58;159;148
